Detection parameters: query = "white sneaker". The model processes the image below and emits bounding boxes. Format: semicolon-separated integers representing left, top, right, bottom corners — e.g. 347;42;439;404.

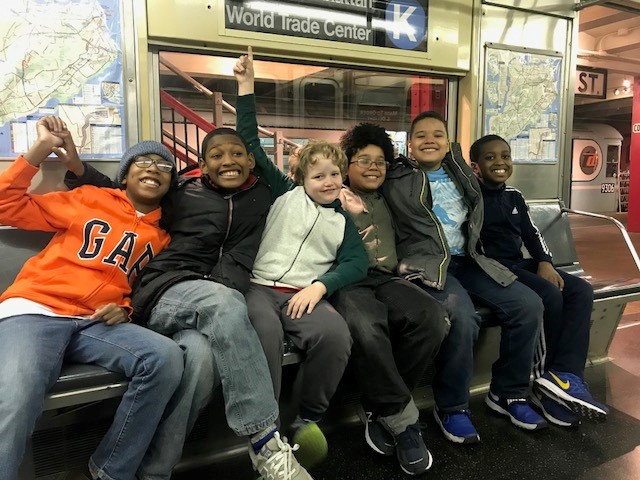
249;431;313;480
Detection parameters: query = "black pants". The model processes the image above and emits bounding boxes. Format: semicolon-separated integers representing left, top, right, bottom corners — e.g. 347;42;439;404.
500;259;593;378
246;284;352;419
330;271;449;417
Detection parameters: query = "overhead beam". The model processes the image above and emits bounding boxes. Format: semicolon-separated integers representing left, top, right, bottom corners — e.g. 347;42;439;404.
575;0;608;11
581;11;632;30
576;0;640;12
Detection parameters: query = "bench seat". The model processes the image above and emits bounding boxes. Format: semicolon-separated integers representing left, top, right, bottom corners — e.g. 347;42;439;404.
8;200;640;478
44;364;128;411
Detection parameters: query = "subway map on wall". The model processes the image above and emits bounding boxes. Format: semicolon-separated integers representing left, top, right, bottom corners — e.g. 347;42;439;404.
0;0;124;159
483;47;563;163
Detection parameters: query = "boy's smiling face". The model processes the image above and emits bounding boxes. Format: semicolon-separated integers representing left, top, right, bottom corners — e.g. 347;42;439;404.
347;144;386;192
200;134;255;190
409;117;449;171
122;154;173;213
303;155;343;204
472;138;513;188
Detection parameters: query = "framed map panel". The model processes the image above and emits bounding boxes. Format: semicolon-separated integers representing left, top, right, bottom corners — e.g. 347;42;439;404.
0;0;125;160
482;44;563;164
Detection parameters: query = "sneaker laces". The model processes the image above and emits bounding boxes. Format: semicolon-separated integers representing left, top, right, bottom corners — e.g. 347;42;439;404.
260;432;301;480
397;423;425;449
444;409;472;421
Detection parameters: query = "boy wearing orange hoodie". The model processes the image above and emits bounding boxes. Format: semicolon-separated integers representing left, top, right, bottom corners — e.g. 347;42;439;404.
0;116;184;480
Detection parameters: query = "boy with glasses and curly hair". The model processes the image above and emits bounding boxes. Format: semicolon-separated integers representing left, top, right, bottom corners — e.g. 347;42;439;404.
328;123;449;475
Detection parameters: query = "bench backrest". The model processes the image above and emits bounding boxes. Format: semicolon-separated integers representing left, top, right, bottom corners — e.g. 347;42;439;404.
525;201;578;267
1;202;575;290
0;227;54;293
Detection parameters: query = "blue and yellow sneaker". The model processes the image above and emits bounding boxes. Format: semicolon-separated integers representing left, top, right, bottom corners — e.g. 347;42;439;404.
535;370;609;420
531;387;580;428
485;391;548;430
433;406;480;444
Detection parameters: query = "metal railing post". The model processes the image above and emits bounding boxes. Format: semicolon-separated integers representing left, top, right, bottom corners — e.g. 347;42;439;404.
213;92;224;129
274;130;285;170
563;208;640;273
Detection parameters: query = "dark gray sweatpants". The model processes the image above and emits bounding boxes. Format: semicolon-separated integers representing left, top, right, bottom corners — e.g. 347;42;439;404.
245;283;352;420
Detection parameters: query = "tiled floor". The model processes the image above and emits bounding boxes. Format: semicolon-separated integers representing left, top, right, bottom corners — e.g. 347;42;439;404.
174;212;640;480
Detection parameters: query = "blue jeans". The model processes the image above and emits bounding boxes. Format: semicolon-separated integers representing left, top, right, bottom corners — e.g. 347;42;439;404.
138;330;219;480
424;257;543;410
146;280;278;443
0;314;184;480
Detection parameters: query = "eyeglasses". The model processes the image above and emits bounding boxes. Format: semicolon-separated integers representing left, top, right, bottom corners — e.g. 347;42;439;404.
133;156;174;173
349;158;388;169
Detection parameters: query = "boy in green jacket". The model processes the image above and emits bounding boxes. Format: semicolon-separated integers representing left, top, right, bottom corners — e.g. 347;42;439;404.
235;49;368;469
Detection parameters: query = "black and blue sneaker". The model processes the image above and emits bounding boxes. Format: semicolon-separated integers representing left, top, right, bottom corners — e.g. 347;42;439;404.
395;422;433;476
433;406;480;444
364;412;396;456
535;370;609;420
485;391;548;430
531;388;580;428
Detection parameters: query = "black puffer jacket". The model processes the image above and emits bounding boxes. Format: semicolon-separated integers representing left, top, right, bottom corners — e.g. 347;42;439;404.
65;168;271;324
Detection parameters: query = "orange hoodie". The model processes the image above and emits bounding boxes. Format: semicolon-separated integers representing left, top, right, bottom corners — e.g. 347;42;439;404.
0;156;171;318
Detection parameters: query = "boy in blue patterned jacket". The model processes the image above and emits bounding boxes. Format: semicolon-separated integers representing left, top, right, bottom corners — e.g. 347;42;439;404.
235;49;368;469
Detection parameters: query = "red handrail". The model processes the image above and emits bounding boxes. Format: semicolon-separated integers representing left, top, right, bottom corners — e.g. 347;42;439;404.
160;90;216;133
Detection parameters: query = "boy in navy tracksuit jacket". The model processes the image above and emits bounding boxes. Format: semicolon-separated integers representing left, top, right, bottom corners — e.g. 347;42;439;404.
470;134;609;427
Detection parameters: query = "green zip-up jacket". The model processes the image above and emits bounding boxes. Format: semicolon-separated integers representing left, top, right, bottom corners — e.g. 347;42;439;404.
381;145;516;290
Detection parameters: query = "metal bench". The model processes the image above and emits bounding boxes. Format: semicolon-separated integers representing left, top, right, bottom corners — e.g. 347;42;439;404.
8;199;640;477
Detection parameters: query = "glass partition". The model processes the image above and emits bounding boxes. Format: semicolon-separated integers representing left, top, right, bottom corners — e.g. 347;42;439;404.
159;51;453;167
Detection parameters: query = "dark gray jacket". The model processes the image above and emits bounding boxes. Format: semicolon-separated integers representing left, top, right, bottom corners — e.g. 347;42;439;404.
381;144;516;290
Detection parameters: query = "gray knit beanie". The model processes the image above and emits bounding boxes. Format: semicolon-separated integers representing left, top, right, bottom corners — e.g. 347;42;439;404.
116;141;177;185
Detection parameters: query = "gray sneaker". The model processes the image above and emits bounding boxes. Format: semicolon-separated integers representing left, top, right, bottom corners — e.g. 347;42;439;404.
249;431;313;480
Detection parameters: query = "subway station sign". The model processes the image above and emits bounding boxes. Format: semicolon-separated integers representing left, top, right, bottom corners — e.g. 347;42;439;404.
224;0;429;51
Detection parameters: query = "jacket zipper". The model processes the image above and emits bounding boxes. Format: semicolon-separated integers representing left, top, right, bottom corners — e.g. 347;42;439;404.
275;210;321;282
215;178;257;273
218;196;233;265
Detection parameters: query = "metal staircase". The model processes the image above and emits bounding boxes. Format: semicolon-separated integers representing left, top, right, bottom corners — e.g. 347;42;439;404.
159;57;300;172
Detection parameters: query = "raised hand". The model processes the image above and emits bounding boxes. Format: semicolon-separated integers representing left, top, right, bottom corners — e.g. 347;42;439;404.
234;46;254;95
52;129;85;176
24;116;67;166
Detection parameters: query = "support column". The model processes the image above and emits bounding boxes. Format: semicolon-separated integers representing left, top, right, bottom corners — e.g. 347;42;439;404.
627;76;640;231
